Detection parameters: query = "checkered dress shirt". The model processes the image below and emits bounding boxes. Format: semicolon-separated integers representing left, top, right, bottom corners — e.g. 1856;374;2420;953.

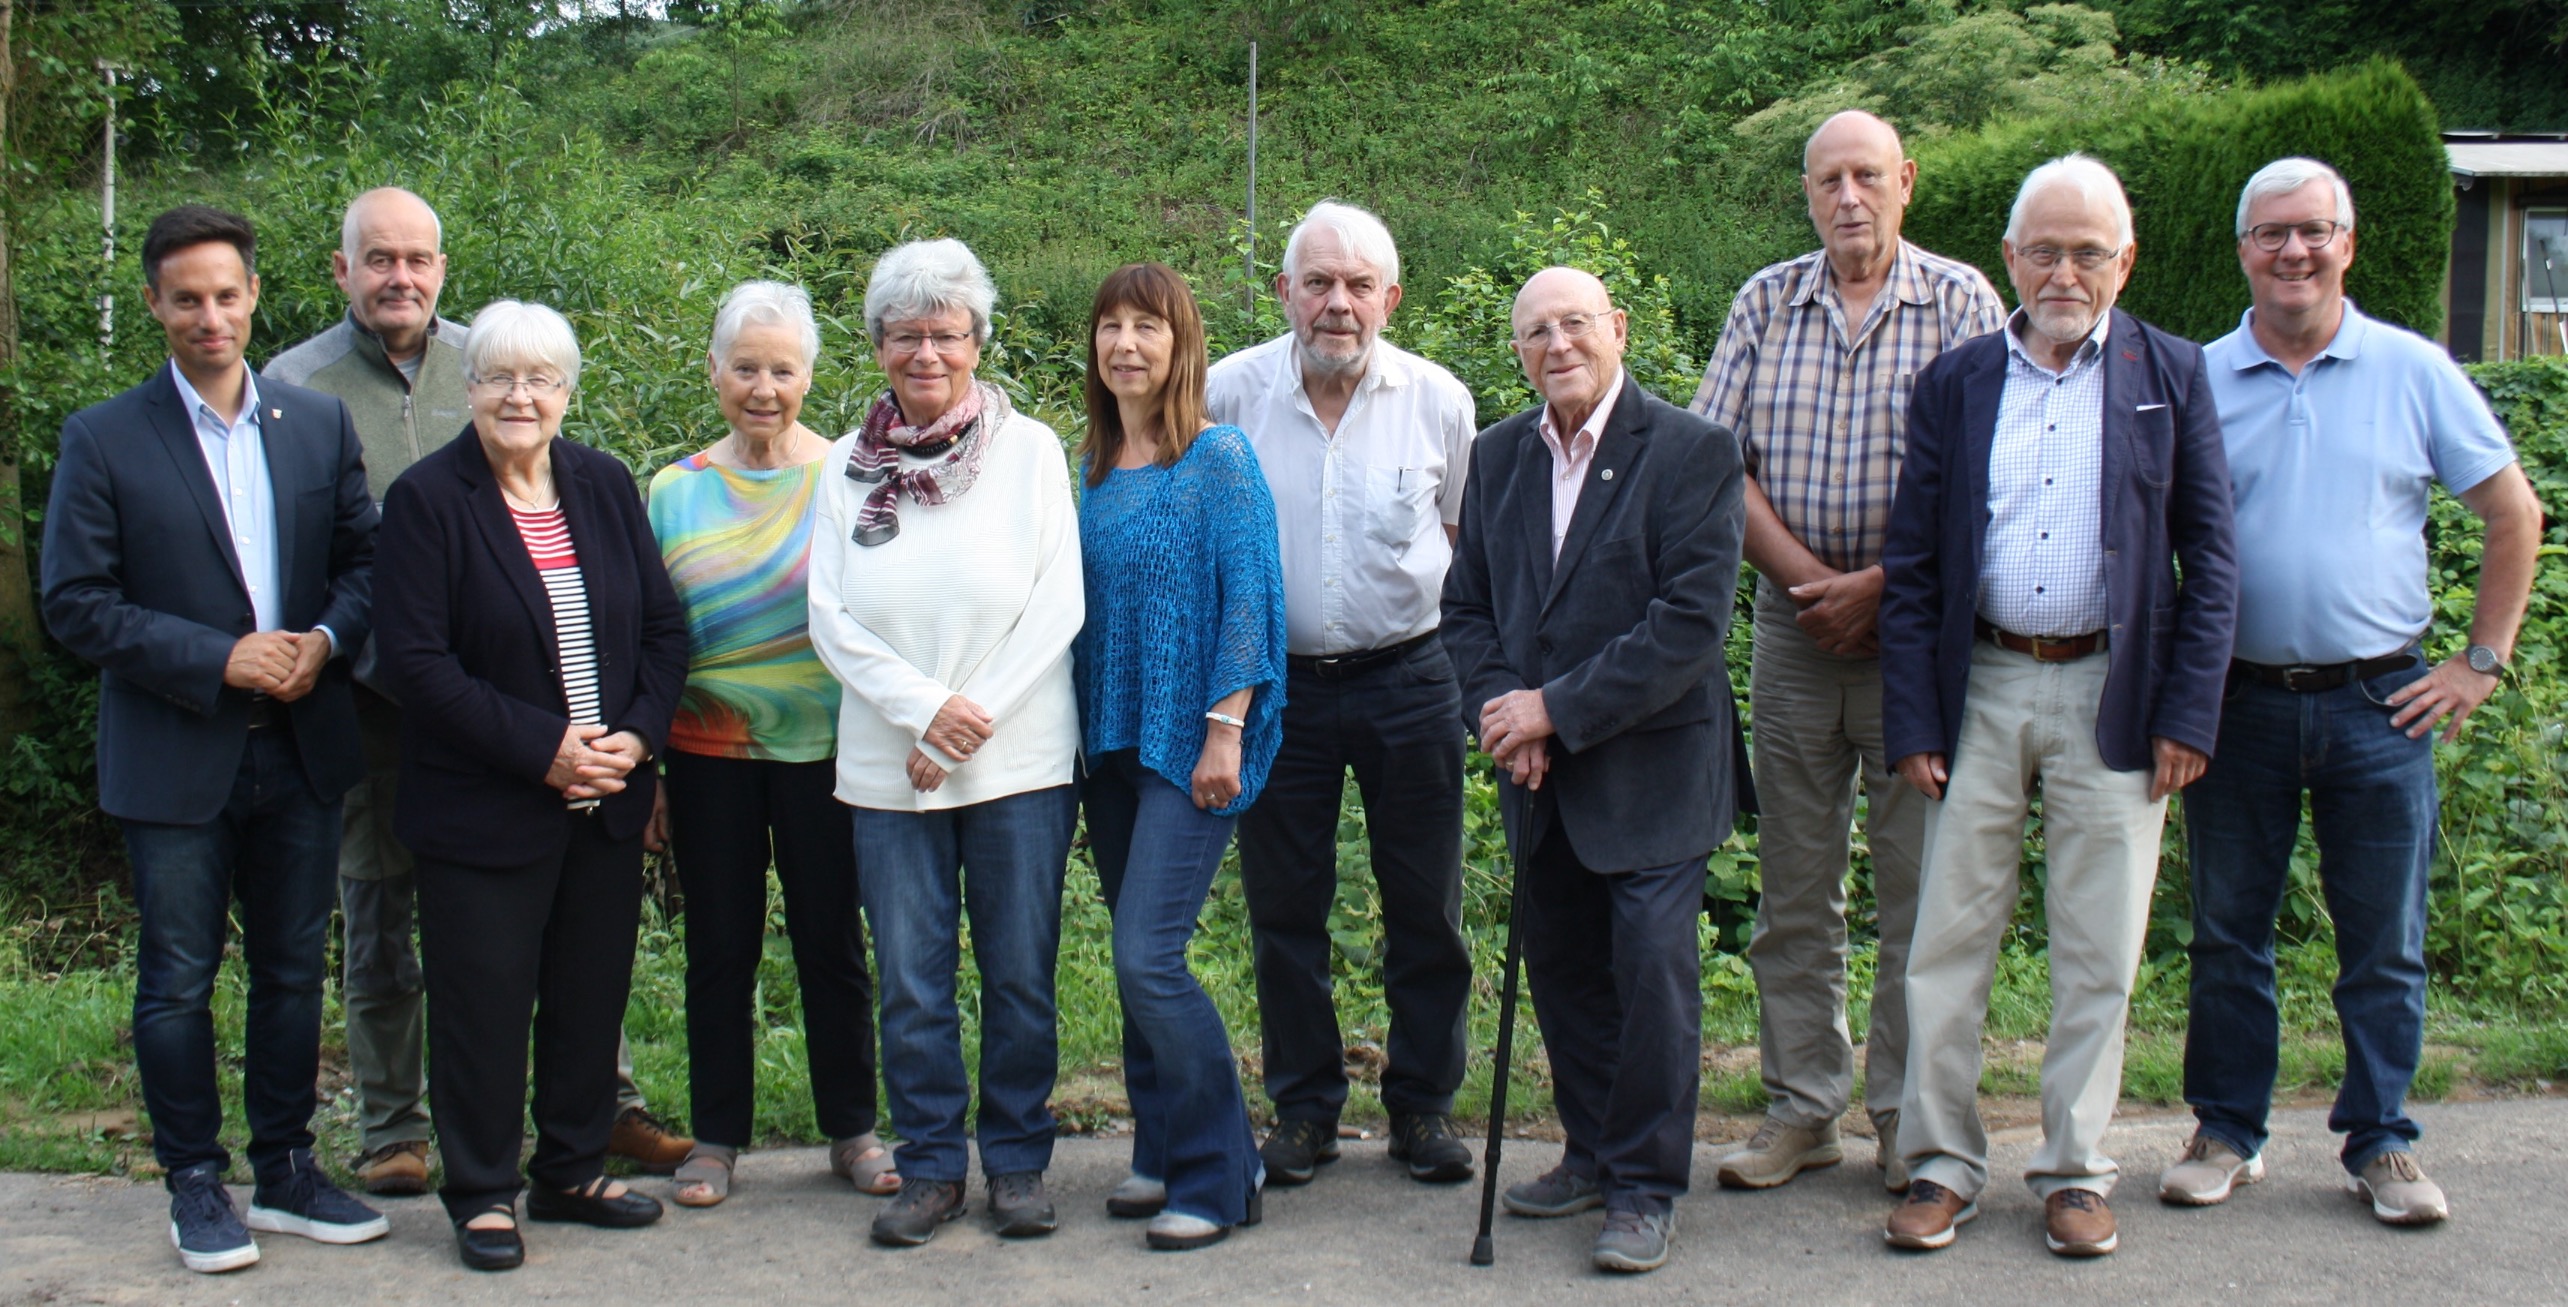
1979;312;2111;638
1692;240;2005;572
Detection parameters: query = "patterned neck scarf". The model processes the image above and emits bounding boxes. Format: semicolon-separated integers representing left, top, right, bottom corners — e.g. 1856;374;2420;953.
843;380;1009;546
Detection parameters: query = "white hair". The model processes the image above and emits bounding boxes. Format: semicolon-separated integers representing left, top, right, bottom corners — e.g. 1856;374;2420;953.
1282;200;1400;288
339;187;443;259
2005;153;2134;247
464;300;582;391
2235;157;2356;237
863;239;996;343
711;280;820;368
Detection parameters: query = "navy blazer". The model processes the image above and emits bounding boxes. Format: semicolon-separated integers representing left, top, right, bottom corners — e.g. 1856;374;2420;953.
373;428;687;867
40;364;376;825
1441;375;1748;872
1879;309;2238;773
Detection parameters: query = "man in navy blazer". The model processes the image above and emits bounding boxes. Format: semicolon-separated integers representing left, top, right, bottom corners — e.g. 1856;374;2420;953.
1875;157;2236;1259
41;206;387;1272
1441;267;1748;1274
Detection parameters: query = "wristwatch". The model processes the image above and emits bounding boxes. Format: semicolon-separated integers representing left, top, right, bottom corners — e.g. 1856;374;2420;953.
2465;644;2506;677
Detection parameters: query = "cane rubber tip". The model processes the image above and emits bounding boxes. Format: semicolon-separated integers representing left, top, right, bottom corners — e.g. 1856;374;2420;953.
1470;1236;1495;1266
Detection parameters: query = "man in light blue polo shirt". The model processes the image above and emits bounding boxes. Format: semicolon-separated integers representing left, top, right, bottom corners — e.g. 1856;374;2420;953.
2161;158;2543;1227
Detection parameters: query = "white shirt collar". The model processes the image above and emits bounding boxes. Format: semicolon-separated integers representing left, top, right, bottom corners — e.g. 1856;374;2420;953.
2002;307;2112;374
1541;367;1626;450
170;360;262;429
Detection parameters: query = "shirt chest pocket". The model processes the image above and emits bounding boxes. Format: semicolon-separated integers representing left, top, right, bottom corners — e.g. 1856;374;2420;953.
1360;463;1435;554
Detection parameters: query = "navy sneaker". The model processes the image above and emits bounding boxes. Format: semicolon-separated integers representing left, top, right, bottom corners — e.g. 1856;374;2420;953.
248;1149;391;1245
168;1161;259;1274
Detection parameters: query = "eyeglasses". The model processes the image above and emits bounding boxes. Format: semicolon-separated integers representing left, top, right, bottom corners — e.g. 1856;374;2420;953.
1513;312;1616;348
2243;220;2346;253
2015;245;2126;271
469;373;567;397
882;330;977;357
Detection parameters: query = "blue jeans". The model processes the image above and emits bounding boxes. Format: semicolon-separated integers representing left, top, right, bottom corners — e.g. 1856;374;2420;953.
1082;750;1261;1226
2183;658;2436;1172
121;728;342;1178
853;785;1075;1183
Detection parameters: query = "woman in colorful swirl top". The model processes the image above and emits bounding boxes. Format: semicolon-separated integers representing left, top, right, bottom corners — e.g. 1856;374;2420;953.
645;281;889;1208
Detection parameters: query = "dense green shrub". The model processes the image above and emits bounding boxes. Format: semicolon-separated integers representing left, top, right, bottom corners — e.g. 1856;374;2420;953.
1901;58;2451;343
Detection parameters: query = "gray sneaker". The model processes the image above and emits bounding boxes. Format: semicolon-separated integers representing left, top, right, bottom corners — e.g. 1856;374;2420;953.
1502;1162;1603;1218
2159;1132;2263;1206
1716;1115;1842;1189
1592;1207;1674;1274
2348;1150;2448;1225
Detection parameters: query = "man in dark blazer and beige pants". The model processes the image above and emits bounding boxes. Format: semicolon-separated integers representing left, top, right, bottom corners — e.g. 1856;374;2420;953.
42;205;387;1274
1441;267;1748;1275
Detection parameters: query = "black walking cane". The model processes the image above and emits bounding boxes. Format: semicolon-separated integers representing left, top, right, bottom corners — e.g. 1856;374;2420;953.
1469;834;1535;1266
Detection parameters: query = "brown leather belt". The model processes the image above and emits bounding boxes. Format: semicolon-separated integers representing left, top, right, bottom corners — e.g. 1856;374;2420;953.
1977;619;2106;662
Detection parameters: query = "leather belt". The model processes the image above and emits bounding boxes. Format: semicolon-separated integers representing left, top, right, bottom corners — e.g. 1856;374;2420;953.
244;696;286;730
2234;653;2417;693
1977;619;2106;662
1288;631;1436;682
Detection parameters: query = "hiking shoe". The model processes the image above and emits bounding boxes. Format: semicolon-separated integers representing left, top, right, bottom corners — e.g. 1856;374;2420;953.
988;1171;1058;1238
351;1140;432;1196
1387;1112;1474;1183
248;1149;390;1245
870;1179;966;1247
1144;1189;1260;1251
1501;1162;1603;1218
1107;1172;1166;1219
1257;1119;1339;1187
1716;1114;1843;1189
2348;1150;2448;1225
1884;1178;1976;1250
167;1162;259;1274
1593;1207;1674;1273
2160;1131;2263;1206
607;1107;693;1174
2044;1187;2118;1256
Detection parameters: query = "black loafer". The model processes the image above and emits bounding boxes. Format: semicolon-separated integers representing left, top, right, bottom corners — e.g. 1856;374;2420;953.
454;1208;524;1272
527;1182;663;1229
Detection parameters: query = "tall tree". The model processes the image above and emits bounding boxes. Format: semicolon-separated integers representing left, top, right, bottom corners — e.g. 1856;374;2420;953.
0;0;29;745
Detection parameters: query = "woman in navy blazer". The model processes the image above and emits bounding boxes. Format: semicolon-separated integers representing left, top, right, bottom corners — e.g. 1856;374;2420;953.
373;301;688;1271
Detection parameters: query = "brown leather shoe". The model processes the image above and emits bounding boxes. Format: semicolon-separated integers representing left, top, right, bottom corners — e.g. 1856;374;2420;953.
1884;1178;1976;1250
607;1109;693;1175
352;1141;431;1196
2044;1187;2118;1256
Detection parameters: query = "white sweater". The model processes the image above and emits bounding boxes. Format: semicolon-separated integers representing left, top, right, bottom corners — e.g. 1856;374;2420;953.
808;410;1083;812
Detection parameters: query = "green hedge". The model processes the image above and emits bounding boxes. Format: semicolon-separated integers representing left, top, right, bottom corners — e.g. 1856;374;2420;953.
1902;58;2452;344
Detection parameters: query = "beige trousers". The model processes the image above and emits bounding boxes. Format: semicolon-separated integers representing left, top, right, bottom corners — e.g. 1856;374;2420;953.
1897;642;2165;1201
1744;581;1926;1130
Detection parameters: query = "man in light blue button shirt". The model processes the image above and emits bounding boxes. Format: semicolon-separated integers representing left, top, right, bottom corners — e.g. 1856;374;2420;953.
2164;158;2543;1227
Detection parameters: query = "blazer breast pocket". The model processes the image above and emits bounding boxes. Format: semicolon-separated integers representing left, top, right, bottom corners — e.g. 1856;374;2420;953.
2126;404;2175;489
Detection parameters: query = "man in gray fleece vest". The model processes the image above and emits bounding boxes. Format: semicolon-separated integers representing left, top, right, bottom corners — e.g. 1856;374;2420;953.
265;188;689;1193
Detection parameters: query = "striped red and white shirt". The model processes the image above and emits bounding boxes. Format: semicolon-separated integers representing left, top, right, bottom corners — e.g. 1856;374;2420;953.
511;504;604;807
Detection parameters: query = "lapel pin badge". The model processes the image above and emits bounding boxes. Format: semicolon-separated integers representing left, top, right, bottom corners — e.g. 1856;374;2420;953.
270;408;283;420
1600;468;1614;480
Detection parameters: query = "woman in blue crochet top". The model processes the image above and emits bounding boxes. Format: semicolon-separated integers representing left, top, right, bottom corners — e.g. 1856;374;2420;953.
1072;262;1286;1251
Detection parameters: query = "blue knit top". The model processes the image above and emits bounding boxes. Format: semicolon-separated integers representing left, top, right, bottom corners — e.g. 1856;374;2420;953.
1074;424;1287;815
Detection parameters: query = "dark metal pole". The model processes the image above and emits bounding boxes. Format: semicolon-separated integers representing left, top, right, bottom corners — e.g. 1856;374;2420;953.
1469;842;1534;1266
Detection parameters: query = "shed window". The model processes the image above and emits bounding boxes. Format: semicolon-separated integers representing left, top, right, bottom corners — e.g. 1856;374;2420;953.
2528;209;2568;314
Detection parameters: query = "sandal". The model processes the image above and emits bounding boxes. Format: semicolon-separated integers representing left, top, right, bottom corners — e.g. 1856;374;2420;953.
830;1132;902;1196
674;1143;738;1208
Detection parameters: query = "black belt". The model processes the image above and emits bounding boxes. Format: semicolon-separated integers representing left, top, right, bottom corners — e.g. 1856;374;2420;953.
1288;631;1436;681
2233;653;2418;693
244;696;286;730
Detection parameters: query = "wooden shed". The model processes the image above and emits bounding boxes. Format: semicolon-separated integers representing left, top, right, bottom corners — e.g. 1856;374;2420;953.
2444;131;2568;363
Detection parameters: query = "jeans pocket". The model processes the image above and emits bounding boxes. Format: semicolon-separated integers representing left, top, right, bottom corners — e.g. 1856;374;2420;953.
2354;657;2429;710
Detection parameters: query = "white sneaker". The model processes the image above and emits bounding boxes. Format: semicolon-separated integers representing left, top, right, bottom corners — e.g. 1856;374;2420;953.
2159;1131;2264;1205
2348;1150;2448;1225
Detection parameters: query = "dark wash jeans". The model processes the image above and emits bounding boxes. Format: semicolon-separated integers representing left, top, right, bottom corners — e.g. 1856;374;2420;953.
1236;637;1470;1122
853;784;1075;1184
1083;749;1262;1226
121;727;342;1180
2183;656;2436;1173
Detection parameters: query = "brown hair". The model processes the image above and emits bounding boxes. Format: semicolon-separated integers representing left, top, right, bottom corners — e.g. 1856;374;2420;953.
1079;262;1210;487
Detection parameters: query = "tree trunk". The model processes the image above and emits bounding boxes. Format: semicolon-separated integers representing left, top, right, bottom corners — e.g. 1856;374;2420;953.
0;0;37;747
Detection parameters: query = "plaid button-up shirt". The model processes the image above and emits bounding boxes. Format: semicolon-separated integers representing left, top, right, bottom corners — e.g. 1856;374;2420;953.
1692;240;2005;572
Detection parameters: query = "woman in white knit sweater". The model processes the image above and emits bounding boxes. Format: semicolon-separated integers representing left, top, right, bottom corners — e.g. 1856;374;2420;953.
807;239;1084;1249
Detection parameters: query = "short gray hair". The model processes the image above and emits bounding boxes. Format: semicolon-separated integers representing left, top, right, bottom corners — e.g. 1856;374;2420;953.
464;300;582;391
712;280;820;367
2235;157;2356;238
863;239;996;344
2005;153;2134;247
1282;200;1400;288
339;187;443;260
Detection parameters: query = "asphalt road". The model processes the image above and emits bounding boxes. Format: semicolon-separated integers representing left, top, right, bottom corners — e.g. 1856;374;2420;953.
5;1100;2558;1305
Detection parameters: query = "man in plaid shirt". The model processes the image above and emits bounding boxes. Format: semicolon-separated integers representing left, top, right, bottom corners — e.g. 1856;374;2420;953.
1690;110;2004;1194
